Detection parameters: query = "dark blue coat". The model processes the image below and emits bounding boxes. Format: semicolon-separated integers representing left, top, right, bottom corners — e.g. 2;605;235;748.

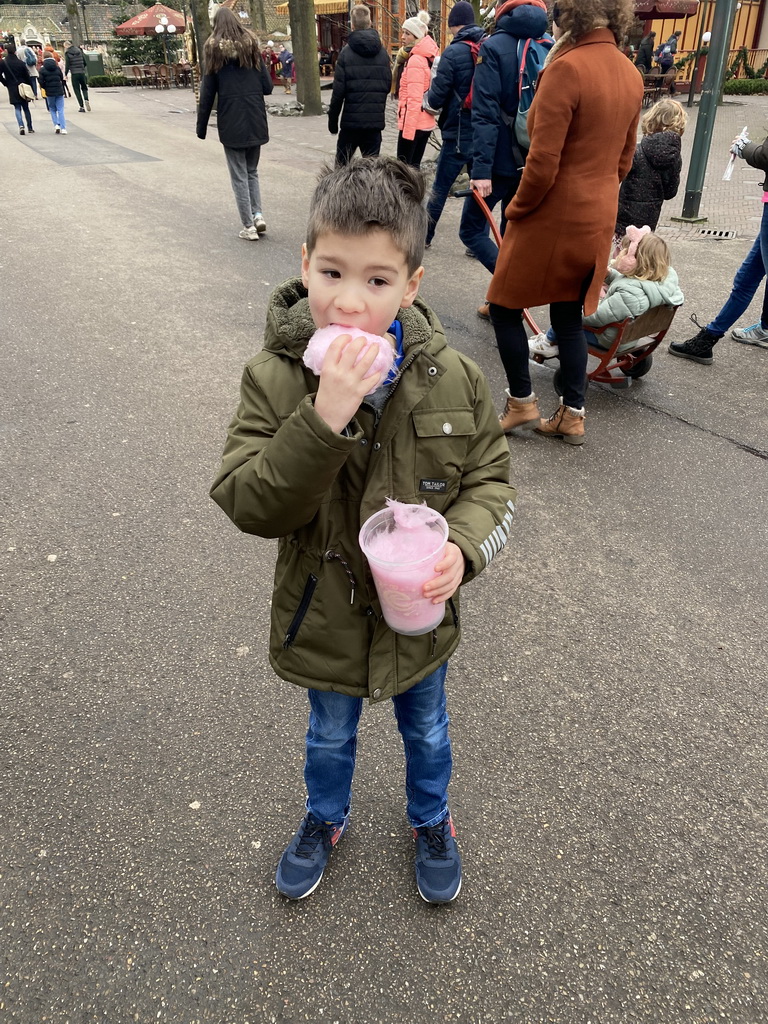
470;4;550;181
425;24;486;154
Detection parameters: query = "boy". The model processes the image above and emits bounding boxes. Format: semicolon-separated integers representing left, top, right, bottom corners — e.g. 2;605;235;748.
210;158;515;903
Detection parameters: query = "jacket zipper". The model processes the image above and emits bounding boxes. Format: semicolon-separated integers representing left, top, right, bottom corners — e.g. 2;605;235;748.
282;573;318;649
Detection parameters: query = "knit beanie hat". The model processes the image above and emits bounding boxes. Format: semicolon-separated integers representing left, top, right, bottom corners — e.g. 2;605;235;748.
495;0;547;19
402;9;430;39
448;1;475;27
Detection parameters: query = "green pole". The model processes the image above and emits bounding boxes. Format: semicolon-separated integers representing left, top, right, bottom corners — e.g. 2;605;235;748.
674;0;740;222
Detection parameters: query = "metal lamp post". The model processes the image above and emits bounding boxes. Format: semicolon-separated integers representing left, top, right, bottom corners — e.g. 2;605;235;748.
154;15;177;71
79;0;90;46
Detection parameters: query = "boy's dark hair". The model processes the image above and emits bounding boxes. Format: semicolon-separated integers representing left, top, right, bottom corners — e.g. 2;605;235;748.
306;158;427;274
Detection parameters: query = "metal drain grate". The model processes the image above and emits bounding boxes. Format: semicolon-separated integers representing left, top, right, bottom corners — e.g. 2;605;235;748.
697;228;737;239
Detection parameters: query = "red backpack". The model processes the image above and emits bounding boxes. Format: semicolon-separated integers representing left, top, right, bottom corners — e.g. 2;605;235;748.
458;37;485;110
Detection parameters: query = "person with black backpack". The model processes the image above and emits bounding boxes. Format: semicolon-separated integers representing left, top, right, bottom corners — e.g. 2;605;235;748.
422;2;485;248
460;0;552;301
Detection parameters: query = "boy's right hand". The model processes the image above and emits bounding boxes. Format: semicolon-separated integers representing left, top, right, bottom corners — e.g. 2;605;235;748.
314;333;381;433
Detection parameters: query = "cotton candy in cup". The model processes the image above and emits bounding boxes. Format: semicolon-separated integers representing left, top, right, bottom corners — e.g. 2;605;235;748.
303;324;396;395
359;501;449;636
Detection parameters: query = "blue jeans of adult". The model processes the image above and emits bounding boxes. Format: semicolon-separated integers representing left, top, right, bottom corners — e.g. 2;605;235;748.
708;202;768;336
459;176;518;273
48;93;66;130
304;662;451;830
223;145;262;228
425;138;469;246
14;101;32;130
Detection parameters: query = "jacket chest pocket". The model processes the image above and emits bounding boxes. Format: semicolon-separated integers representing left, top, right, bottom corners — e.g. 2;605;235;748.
411;408;475;503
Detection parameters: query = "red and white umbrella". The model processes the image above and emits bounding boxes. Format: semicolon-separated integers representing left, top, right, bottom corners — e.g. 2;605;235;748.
114;3;186;36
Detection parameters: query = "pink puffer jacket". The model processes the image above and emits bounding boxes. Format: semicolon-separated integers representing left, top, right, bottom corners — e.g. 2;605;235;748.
397;34;439;141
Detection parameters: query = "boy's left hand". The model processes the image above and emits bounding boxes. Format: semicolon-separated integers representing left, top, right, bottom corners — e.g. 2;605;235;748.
423;542;466;604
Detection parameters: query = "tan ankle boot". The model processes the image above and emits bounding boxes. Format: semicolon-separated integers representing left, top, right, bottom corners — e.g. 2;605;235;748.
477;302;490;321
535;404;586;445
499;390;540;433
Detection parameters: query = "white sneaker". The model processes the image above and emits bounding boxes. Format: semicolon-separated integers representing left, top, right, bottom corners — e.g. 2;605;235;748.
60;129;68;134
731;322;768;347
55;125;60;133
253;214;267;235
528;332;559;359
85;100;91;111
239;225;259;240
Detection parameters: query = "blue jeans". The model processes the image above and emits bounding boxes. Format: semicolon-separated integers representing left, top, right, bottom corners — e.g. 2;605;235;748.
48;94;66;130
708;203;768;336
459;176;518;273
14;102;32;130
425;139;470;245
304;663;451;829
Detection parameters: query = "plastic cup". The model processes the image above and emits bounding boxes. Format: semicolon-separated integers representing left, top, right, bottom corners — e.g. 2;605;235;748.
359;506;449;636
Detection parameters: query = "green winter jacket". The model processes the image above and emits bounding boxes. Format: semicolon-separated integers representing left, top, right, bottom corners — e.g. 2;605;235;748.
210;280;516;704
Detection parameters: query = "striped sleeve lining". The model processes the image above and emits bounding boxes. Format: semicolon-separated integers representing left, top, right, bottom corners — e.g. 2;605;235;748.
479;499;515;567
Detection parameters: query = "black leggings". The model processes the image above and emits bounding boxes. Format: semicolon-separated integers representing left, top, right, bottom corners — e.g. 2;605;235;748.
397;129;431;170
489;300;588;409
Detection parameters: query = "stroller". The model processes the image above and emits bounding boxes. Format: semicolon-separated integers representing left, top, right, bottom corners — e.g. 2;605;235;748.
462;187;680;391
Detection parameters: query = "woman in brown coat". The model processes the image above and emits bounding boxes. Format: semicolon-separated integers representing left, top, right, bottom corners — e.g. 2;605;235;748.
488;0;643;445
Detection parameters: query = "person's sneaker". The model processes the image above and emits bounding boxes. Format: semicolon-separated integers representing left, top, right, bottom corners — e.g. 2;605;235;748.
535;403;586;445
28;128;35;133
477;302;490;321
78;106;85;112
731;322;768;348
275;812;348;900
239;225;259;240
413;814;462;904
55;126;61;133
85;100;91;111
528;331;559;359
19;127;25;135
253;214;267;235
499;389;540;433
465;248;476;259
60;129;68;134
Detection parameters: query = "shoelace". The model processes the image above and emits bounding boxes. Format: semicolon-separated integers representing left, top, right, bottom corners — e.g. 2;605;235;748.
690;312;705;330
418;821;451;860
294;817;333;859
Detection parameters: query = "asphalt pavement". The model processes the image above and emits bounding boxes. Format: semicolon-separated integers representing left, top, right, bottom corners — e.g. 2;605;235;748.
1;86;767;1024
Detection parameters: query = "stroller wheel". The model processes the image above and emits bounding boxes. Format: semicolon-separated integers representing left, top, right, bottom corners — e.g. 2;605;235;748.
621;354;653;379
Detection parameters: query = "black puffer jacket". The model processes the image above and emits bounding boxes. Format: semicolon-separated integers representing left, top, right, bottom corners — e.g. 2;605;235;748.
38;56;64;97
616;130;682;235
425;24;485;151
197;53;273;148
328;29;391;134
0;53;32;104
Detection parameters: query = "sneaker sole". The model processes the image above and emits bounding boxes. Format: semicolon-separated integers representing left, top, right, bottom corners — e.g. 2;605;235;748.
733;335;768;348
417;875;462;904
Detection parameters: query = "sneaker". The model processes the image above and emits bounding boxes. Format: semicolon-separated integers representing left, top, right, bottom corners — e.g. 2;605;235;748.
414;814;462;904
275;812;348;900
253;214;267;235
535;403;586;445
78;107;85;112
731;322;768;348
668;316;720;365
60;129;68;134
55;126;61;133
19;127;25;135
528;331;559;359
477;302;490;321
499;389;540;433
465;248;476;259
28;128;35;133
239;225;259;240
85;100;91;111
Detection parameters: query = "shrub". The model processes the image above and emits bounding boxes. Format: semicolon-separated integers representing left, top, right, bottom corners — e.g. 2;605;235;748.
88;74;129;88
723;77;768;94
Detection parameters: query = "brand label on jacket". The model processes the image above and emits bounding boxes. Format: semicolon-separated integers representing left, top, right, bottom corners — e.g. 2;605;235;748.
419;478;448;493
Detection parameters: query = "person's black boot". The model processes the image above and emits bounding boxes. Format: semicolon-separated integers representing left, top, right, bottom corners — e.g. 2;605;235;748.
668;316;721;365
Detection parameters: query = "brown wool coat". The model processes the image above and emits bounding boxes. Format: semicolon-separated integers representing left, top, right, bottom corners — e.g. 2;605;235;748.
487;28;644;317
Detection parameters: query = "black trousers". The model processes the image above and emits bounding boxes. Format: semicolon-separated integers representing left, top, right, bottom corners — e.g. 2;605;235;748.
396;129;431;170
335;127;382;166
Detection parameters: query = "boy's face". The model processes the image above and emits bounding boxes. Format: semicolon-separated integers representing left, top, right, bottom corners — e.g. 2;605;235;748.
302;229;424;338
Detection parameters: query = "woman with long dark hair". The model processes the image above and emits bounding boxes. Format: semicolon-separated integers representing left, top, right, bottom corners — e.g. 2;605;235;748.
487;0;643;445
196;6;273;240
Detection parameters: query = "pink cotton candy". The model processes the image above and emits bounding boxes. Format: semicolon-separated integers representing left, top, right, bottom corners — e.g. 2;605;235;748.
303;324;396;395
